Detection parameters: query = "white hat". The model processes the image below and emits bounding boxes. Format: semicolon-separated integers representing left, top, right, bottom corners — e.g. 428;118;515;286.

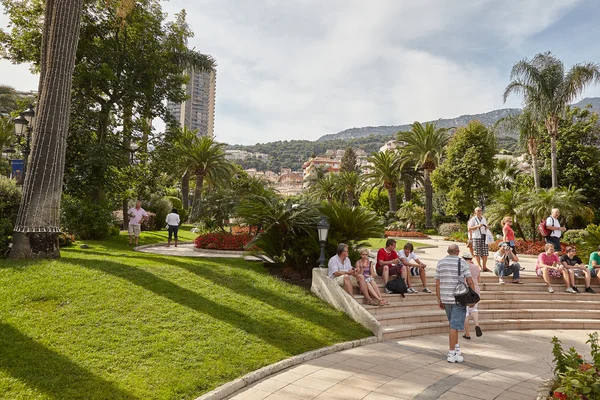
462;251;473;259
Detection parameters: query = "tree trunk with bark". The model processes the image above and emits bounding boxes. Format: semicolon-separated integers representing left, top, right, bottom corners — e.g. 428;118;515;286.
545;116;559;188
403;179;412;202
190;173;204;221
181;171;190;211
424;169;433;228
11;1;85;259
386;185;397;213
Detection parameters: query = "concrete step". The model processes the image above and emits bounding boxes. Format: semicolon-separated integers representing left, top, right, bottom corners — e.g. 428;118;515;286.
376;309;600;326
381;318;600;340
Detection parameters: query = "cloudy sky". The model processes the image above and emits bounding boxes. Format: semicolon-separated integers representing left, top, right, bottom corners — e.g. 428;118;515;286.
2;0;600;145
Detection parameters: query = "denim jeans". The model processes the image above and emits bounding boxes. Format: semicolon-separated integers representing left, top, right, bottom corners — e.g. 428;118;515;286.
495;262;521;279
443;303;467;330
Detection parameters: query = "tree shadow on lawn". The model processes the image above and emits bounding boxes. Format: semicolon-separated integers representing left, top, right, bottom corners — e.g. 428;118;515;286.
61;257;344;353
0;322;136;400
126;253;370;340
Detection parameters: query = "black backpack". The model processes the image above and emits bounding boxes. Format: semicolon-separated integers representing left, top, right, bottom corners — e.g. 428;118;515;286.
385;276;408;297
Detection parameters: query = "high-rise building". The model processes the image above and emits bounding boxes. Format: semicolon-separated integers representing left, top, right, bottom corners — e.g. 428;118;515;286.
167;68;216;137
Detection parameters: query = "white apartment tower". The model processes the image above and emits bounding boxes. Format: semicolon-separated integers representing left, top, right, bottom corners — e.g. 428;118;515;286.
167;68;216;137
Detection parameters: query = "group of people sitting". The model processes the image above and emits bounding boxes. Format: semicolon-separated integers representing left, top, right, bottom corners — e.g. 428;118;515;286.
327;239;430;306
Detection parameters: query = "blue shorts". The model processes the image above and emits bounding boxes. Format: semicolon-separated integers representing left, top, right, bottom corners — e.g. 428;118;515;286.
546;236;561;251
444;303;467;330
591;268;598;278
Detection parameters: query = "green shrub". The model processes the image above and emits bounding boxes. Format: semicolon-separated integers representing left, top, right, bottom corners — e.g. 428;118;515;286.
61;196;118;240
438;223;464;237
422;228;438;235
0;176;21;257
140;212;157;231
58;232;76;247
144;196;172;230
433;213;457;226
166;196;183;210
562;229;587;246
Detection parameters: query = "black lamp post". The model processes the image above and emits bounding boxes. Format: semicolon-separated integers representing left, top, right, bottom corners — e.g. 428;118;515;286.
13;105;35;184
317;216;330;268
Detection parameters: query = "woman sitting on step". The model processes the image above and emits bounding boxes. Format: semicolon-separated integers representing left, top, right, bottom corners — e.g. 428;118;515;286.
355;248;388;306
536;243;572;294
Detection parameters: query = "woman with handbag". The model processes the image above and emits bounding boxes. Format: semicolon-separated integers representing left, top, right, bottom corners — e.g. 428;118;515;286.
462;252;482;339
355;249;388;306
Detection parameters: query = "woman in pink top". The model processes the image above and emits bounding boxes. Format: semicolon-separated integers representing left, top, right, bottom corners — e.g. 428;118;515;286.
462;252;482;339
355;249;388;306
502;216;516;253
536;243;570;293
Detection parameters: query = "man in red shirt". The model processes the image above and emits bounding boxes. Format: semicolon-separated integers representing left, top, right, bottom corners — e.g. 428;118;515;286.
377;239;414;293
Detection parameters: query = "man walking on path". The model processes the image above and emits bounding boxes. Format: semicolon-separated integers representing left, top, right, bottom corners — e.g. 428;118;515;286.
468;207;491;272
128;200;148;247
435;244;476;363
546;208;566;255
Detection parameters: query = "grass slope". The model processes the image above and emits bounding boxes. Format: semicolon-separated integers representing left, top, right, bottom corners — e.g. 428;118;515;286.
0;228;371;399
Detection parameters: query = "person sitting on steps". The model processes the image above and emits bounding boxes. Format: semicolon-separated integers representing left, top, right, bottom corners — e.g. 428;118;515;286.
560;246;595;294
328;243;378;306
536;243;572;293
398;242;431;293
355;248;388;306
494;242;522;284
376;239;414;294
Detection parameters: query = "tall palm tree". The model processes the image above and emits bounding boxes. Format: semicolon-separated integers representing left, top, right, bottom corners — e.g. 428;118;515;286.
484;188;527;239
496;109;543;189
11;1;85;259
397;154;423;202
308;173;337;203
365;150;402;212
494;158;520;190
175;128;232;221
397;122;450;227
503;52;600;187
336;171;363;207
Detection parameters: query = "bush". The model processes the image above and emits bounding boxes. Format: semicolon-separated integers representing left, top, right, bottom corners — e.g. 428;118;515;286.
562;229;587;246
140;212;157;231
144;196;172;230
61;196;118;240
195;232;255;251
166;196;182;210
432;213;456;226
0;176;21;257
542;333;600;399
422;228;438;235
438;223;464;237
58;232;76;247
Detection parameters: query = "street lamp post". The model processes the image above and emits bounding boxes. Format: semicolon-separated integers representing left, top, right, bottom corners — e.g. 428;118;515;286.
13;105;35;184
317;216;330;268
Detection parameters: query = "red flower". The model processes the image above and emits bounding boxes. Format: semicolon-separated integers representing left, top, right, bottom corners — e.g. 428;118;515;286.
553;391;568;400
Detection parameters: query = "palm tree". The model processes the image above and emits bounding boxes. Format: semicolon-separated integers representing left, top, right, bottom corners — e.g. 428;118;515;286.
0;85;18;115
503;52;600;187
496;109;543;188
303;164;328;189
11;1;85;259
308;173;337;203
397;122;450;227
175;128;232;221
397;153;423;202
365;150;402;212
395;201;425;231
336;171;363;207
494;158;520;190
484;188;527;239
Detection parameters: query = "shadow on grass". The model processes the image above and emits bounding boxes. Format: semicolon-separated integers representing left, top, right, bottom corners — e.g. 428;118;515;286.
61;257;340;353
0;323;136;400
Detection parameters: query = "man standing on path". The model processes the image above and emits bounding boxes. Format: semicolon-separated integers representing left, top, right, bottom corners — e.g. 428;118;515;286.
546;208;566;255
468;207;491;272
128;200;148;247
435;244;475;363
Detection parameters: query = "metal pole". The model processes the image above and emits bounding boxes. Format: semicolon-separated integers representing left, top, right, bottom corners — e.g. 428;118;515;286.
22;126;32;180
319;242;326;268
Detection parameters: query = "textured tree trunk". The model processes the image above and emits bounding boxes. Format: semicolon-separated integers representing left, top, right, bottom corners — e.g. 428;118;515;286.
181;171;190;211
11;1;84;259
546;117;559;188
530;152;540;189
386;186;397;213
347;189;354;207
403;179;412;202
424;169;433;228
122;100;133;230
190;173;204;221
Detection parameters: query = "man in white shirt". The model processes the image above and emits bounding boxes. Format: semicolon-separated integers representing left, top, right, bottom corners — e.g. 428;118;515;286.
468;207;490;272
399;242;431;293
546;208;566;254
328;243;375;305
127;200;148;247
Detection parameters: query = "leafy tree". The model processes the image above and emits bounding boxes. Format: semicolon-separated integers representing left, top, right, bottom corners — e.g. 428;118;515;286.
397;153;423;202
358;189;390;217
340;147;359;173
0;85;18;115
431;121;496;217
365;150;401;212
395;201;425;230
398;121;450;227
503;51;600;187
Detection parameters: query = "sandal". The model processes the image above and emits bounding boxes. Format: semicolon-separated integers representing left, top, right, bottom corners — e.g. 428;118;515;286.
512;280;523;284
379;299;389;306
462;334;471;339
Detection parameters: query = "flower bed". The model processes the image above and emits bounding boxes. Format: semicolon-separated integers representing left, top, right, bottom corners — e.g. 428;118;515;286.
194;232;255;251
384;231;430;238
488;239;567;255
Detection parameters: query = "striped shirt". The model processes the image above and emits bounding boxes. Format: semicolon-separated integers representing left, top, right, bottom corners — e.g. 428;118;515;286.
435;255;471;304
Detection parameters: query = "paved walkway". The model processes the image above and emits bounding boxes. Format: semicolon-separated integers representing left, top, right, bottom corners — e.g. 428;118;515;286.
226;329;591;400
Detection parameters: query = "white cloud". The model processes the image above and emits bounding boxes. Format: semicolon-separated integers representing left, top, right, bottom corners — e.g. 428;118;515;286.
2;0;598;145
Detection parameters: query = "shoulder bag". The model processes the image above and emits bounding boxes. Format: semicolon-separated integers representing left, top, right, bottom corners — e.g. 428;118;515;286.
454;258;480;306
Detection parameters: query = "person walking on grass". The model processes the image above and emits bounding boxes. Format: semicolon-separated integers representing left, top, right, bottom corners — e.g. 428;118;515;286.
468;207;491;272
128;200;148;247
166;208;181;248
329;243;378;306
462;252;482;340
435;244;475;363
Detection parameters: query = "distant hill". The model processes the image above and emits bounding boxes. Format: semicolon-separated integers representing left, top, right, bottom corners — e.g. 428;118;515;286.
317;97;600;142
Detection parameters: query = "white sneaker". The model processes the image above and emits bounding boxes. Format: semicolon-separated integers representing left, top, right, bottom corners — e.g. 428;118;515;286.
498;278;505;284
384;288;393;294
454;344;462;357
547;287;554;293
566;287;576;294
408;287;418;293
447;350;464;363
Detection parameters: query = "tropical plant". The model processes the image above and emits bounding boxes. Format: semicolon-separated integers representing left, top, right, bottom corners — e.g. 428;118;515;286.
395;201;425;230
494;158;521;190
0;85;18;115
303;164;329;188
365;150;402;212
335;171;363;207
397;154;423;202
397;121;450;227
484;188;527;239
320;202;384;252
173;128;233;221
503;51;600;187
340;147;360;173
307;173;338;203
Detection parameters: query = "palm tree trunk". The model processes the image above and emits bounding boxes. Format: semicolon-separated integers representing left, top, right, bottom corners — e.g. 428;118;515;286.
386;186;397;212
424;169;433;228
11;1;85;259
122;99;133;230
546;117;559;188
531;153;540;189
182;171;190;210
347;189;354;207
403;180;412;202
190;173;204;221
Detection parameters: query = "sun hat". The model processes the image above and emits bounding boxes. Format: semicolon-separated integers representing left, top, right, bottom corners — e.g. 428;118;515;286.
462;251;473;259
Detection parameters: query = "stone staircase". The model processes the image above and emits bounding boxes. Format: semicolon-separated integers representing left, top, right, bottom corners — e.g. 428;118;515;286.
353;274;600;340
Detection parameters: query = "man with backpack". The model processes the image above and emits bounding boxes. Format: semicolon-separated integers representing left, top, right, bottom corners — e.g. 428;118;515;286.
545;208;566;255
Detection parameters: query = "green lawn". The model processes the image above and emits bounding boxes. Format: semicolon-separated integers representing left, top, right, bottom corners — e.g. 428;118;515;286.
0;229;371;400
365;237;428;250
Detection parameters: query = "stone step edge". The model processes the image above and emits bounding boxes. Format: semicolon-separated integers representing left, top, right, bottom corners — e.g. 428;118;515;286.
194;336;378;400
374;308;600;320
